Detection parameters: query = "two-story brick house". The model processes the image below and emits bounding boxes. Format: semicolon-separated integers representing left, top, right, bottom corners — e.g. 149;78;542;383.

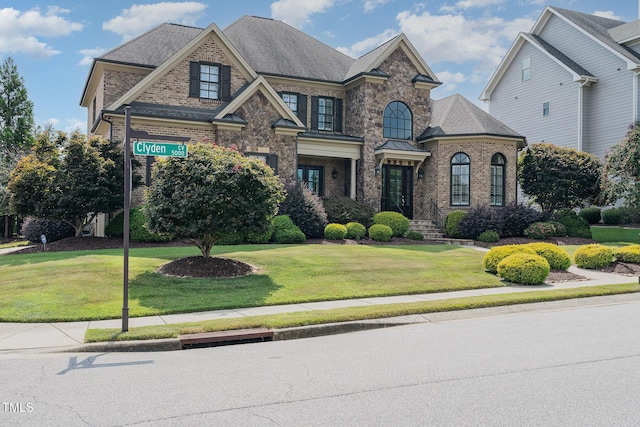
81;15;525;234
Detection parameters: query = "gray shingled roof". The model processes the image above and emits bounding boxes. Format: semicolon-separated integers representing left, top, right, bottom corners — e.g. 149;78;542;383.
526;34;594;78
609;19;640;43
418;94;523;140
374;139;426;152
101;23;201;66
224;16;354;81
550;6;640;64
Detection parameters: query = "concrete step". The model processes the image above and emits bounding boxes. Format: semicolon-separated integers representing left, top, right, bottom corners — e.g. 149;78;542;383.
408;220;444;239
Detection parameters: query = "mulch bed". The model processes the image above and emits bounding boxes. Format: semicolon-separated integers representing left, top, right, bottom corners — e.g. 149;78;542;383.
158;256;255;278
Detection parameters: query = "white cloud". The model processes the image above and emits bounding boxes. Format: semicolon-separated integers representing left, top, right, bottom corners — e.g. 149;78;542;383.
270;0;335;29
454;0;506;10
64;118;86;133
103;2;207;41
336;29;398;58
363;0;394;13
396;10;535;72
0;6;83;59
77;48;109;66
593;11;623;20
434;70;466;93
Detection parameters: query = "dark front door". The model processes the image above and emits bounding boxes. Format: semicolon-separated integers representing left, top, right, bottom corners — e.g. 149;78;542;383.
381;165;413;219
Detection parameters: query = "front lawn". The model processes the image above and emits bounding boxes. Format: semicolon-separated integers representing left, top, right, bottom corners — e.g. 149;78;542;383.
0;244;501;322
591;226;640;244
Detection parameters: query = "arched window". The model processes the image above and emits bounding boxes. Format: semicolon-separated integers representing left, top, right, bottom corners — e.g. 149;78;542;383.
383;101;412;139
490;153;506;206
451;152;470;206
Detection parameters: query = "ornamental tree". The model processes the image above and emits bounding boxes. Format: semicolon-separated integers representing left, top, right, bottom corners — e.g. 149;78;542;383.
9;129;139;236
518;143;602;214
144;143;285;257
600;122;640;207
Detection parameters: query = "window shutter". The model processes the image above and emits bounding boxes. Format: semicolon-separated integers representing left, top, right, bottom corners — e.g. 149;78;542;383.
334;98;343;133
268;155;278;174
220;65;231;101
298;94;307;126
310;96;319;130
189;62;199;97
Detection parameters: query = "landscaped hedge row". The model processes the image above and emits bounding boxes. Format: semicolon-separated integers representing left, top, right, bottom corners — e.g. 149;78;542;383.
445;203;544;240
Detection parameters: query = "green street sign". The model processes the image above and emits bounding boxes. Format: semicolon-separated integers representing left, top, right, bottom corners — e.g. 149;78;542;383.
133;141;188;158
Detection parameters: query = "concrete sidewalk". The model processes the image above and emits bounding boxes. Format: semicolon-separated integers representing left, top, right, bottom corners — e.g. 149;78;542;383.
1;264;638;353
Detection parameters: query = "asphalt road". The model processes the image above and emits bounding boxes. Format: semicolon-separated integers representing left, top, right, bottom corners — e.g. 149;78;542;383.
1;300;639;426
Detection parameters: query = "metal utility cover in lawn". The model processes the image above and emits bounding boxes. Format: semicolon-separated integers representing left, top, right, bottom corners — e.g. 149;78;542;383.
133;141;188;158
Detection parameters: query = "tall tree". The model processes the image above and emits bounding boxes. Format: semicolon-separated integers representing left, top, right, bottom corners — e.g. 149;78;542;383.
600;122;640;207
0;57;35;237
518;143;602;214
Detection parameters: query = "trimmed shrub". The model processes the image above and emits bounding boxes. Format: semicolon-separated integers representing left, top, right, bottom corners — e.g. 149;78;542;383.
20;217;75;243
445;211;467;237
574;244;615;269
457;205;503;240
372;212;409;237
482;244;536;274
368;224;393;242
601;208;622;225
323;197;376;227
477;230;499;243
578;207;601;224
617;206;640;224
524;221;566;239
555;211;592;239
271;215;306;244
216;232;244;245
406;230;425;240
345;222;366;240
278;182;327;238
324;223;347;240
500;203;543;237
525;242;571;270
106;208;171;242
246;226;273;244
497;253;550;285
615;245;640;263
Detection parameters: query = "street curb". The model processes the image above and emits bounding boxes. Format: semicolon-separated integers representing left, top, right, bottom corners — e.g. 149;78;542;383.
57;292;640;353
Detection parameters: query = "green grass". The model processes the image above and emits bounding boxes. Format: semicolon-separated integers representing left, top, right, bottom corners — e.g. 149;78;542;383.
0;244;502;322
85;283;640;343
591;226;640;244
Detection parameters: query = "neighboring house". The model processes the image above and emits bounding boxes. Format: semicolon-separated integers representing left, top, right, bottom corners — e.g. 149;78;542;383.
481;5;640;160
81;15;524;235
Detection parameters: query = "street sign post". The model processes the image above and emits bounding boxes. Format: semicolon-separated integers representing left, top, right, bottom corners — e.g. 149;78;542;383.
133;141;188;158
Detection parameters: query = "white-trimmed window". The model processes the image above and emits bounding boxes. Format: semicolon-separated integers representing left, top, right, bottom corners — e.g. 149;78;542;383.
522;57;531;81
490;153;506;207
451;152;470;206
543;101;550;116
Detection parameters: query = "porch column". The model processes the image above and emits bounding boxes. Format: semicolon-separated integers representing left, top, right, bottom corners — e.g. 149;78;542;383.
350;158;357;200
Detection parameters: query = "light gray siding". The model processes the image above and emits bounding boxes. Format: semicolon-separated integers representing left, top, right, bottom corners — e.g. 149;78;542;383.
490;41;578;149
539;15;633;158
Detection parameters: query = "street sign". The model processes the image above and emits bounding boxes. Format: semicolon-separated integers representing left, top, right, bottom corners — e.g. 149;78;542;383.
133;141;188;158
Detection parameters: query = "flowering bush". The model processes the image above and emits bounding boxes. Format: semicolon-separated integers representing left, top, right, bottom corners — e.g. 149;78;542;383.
524;221;566;240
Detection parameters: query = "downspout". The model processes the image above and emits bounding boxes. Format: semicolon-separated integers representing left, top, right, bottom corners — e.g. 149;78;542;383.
577;80;590;152
633;70;640;122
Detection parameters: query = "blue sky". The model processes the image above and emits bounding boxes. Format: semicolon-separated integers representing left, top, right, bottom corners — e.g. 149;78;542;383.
1;0;637;133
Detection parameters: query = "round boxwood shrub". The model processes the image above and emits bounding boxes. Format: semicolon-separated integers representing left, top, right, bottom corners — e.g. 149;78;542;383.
573;244;615;269
368;224;393;242
406;230;424;240
372;211;409;237
20;217;75;243
555;211;591;239
615;245;640;263
324;223;347;240
497;253;550;285
271;215;306;244
345;222;366;240
578;207;601;224
601;208;622;225
525;242;571;270
445;210;467;237
482;244;536;274
477;230;499;243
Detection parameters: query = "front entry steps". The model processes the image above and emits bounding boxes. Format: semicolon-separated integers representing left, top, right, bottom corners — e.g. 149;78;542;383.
408;220;475;245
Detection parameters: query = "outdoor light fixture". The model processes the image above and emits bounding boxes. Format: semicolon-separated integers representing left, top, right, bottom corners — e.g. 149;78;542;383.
374;165;381;176
332;168;338;179
418;169;425;180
